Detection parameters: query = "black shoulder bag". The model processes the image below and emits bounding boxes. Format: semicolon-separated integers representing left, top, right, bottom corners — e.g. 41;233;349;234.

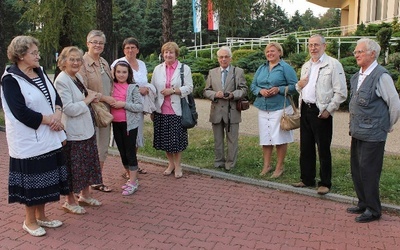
180;64;198;128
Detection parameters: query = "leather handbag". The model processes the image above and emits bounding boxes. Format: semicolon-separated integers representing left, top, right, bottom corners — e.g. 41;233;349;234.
280;86;300;131
233;67;250;111
180;64;198;129
91;101;114;128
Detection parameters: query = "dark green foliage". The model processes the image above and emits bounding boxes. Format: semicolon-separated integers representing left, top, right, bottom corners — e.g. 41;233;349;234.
182;57;219;75
288;52;309;69
326;39;339;57
245;74;256;103
283;35;297;55
235;50;265;73
192;73;206;98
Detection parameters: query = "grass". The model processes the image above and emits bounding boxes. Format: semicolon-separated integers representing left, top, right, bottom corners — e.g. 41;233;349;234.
140;120;400;206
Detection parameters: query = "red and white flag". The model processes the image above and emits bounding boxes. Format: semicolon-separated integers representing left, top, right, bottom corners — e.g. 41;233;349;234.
207;0;219;30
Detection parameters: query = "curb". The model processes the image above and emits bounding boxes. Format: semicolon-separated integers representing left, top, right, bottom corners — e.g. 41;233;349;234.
108;148;400;214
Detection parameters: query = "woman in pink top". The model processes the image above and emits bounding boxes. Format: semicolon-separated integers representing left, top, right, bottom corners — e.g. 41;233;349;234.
150;42;194;178
110;61;143;195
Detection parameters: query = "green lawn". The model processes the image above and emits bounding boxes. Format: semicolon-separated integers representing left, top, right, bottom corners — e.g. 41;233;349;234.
140;121;400;206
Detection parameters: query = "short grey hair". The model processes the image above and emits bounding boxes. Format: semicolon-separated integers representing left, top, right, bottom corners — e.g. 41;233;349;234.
357;38;381;60
7;36;40;63
217;46;232;57
86;30;106;43
310;34;326;44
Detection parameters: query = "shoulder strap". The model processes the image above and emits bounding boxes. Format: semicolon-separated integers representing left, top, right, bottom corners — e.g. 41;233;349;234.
180;64;185;86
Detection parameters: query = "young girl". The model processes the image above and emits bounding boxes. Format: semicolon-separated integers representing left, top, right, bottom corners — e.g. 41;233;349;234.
110;61;143;195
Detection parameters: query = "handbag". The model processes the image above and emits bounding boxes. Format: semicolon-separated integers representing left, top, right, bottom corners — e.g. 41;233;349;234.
180;64;198;128
91;101;114;128
280;86;300;131
232;67;250;111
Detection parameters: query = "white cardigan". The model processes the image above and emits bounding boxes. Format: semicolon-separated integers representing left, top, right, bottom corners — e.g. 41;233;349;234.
151;61;193;116
54;71;95;141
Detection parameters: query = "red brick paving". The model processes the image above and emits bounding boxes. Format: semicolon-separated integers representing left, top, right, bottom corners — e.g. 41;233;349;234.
1;131;400;249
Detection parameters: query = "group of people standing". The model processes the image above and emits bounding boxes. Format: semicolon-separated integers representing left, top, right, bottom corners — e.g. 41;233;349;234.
205;34;400;224
1;30;194;236
1;31;399;238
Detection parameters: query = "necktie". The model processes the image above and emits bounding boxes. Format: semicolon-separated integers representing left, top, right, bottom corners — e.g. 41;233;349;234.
222;69;227;88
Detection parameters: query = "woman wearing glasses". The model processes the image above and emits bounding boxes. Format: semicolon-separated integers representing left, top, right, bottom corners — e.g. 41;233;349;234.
79;30;115;192
1;35;69;236
55;46;103;213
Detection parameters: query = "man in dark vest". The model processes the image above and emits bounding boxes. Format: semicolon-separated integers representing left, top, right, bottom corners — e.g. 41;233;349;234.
348;38;400;223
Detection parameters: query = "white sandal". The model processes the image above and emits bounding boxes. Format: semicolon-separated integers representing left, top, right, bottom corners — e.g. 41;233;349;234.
122;183;138;196
62;202;87;214
78;196;102;206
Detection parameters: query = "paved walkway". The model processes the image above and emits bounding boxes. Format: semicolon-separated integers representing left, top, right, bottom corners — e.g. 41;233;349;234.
1;131;400;249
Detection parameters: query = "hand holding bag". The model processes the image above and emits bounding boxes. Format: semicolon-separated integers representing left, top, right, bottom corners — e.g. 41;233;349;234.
280;86;300;131
91;101;114;128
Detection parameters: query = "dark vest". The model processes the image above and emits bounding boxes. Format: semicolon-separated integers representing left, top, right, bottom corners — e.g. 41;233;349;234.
349;65;390;141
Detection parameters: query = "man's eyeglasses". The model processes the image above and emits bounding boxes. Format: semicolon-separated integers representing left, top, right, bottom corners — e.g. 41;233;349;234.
218;55;231;59
353;50;368;56
308;43;322;48
89;41;105;46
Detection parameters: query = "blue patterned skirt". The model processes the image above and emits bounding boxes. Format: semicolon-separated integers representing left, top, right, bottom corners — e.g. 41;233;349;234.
8;148;69;206
153;113;188;153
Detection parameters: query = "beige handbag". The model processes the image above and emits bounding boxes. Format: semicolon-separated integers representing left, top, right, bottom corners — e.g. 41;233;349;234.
280;86;300;131
91;102;113;128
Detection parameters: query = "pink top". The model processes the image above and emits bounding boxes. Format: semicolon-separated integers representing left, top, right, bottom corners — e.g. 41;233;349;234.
161;60;178;114
111;82;128;122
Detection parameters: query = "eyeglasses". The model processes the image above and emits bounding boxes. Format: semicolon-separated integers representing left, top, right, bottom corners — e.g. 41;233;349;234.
218;55;231;59
353;50;368;56
68;58;82;63
89;41;105;46
28;51;40;57
308;43;322;48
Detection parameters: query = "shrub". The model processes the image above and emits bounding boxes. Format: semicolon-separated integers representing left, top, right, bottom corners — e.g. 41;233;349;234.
235;50;265;73
192;73;206;98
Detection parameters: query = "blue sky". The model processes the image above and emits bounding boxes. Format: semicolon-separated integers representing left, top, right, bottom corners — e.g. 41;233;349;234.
277;0;329;17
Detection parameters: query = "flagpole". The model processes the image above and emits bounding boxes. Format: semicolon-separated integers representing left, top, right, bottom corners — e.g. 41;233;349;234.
195;33;198;58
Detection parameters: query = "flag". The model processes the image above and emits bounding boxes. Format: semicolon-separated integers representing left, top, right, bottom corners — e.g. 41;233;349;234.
192;0;201;33
207;0;219;30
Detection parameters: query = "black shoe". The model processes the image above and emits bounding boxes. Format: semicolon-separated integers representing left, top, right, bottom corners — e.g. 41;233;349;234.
346;206;365;214
355;209;381;223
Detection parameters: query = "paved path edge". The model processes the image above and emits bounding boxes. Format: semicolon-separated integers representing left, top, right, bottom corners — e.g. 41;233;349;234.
108;148;400;214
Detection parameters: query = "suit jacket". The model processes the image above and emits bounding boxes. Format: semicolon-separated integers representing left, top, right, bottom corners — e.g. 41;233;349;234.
203;66;248;124
54;71;95;141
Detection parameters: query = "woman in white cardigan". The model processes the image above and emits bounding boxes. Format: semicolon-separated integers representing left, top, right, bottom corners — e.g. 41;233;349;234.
55;46;103;214
151;42;193;178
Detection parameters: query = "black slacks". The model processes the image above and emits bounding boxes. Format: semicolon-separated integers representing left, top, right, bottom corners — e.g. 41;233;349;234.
350;137;385;216
299;102;332;188
112;121;138;170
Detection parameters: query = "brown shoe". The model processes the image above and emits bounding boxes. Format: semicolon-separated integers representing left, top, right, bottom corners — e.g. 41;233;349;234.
292;181;307;188
317;186;330;195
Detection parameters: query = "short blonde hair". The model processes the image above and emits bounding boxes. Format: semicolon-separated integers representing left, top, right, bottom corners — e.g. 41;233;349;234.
7;36;40;63
265;42;284;57
161;42;180;57
57;46;83;71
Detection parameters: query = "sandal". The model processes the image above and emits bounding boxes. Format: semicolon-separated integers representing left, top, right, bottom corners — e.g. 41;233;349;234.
138;167;147;174
163;167;174;176
121;179;139;190
91;184;112;192
122;183;138;196
62;202;86;214
78;196;102;206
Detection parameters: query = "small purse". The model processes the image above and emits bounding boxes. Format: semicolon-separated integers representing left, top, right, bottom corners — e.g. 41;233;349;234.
91;101;114;128
280;86;300;131
233;67;250;111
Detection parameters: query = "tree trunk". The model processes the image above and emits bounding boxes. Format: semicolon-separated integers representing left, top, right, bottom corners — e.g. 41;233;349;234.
0;0;6;77
162;0;173;44
96;0;113;63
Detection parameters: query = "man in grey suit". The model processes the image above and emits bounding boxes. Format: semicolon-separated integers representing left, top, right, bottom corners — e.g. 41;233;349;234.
203;46;248;171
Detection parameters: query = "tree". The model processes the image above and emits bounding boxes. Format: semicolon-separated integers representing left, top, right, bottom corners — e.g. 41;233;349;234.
318;8;341;30
173;0;194;47
142;0;163;56
97;0;113;63
377;27;393;65
162;0;173;44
